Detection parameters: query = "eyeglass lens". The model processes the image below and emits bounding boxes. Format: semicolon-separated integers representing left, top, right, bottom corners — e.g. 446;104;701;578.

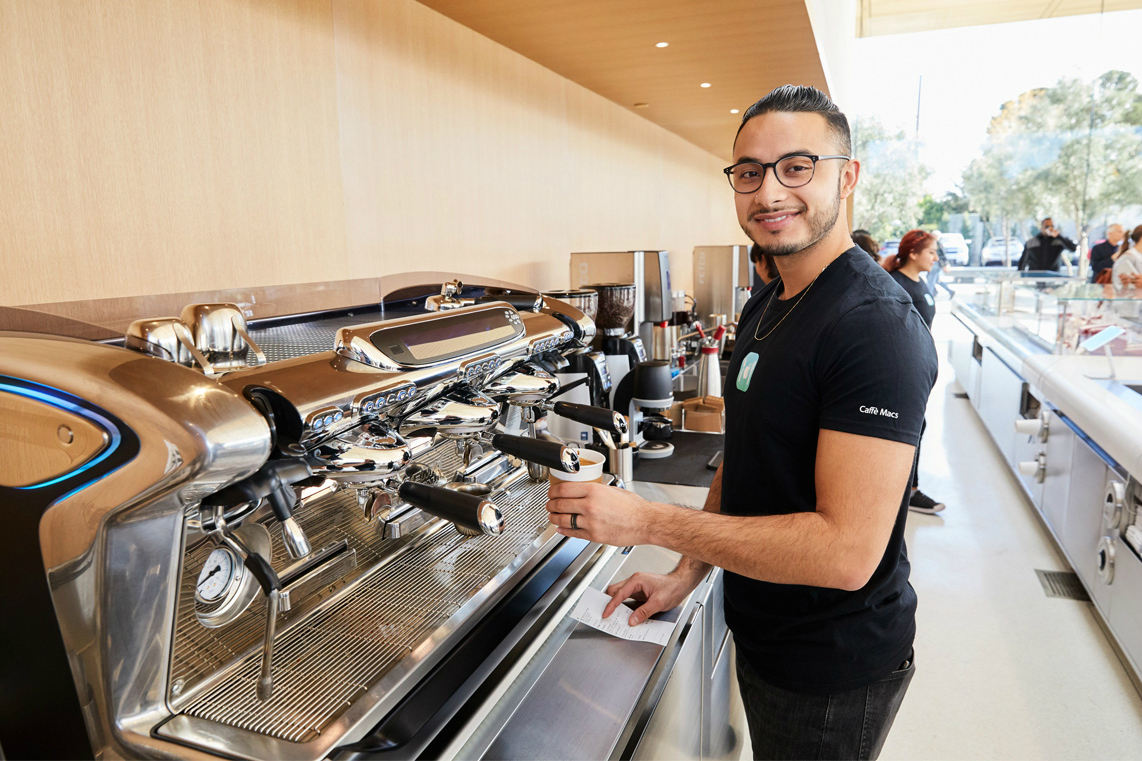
728;155;817;192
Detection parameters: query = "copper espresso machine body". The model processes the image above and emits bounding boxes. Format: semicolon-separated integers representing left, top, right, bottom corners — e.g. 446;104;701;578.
0;293;600;760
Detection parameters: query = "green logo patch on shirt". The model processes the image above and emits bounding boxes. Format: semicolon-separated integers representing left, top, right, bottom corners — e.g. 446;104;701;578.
737;352;759;391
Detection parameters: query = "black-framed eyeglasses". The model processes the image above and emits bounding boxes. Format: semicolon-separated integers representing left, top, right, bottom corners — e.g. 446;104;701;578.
723;153;850;193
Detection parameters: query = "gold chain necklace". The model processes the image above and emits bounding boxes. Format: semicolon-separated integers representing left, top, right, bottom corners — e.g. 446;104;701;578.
752;272;822;342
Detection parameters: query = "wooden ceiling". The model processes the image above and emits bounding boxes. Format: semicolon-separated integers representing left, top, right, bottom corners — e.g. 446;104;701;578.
416;1;1142;161
858;0;1142;37
416;0;828;163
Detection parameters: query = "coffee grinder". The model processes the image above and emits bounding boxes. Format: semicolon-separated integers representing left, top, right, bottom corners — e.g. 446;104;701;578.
569;250;672;349
612;360;675;459
586;283;645;407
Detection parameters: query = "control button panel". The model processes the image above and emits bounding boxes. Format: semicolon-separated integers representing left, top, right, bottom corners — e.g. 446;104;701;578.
358;383;419;415
459;354;503;382
307;406;347;434
528;329;573;355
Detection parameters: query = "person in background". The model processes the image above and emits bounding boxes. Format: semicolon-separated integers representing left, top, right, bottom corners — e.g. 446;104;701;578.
1111;225;1142;285
749;242;780;290
1090;223;1126;283
1018;217;1077;271
548;84;937;760
927;230;954;297
882;229;946;516
851;229;881;263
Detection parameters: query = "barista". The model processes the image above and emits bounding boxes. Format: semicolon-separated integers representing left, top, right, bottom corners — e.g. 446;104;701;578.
546;84;936;759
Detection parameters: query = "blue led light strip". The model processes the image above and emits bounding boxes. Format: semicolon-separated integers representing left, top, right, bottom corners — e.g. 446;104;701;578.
1;381;123;490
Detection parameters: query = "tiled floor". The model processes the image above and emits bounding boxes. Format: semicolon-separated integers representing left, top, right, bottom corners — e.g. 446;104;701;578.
881;302;1142;759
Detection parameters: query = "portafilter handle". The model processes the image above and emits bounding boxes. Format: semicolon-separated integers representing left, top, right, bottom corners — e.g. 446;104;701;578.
398;481;505;536
546;401;629;437
490;433;580;473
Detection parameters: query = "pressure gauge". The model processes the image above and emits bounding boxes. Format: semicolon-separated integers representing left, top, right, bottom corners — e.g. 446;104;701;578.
193;522;272;629
195;547;240;603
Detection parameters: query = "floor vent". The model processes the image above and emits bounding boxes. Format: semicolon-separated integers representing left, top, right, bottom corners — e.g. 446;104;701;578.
953;392;969;399
1035;570;1091;601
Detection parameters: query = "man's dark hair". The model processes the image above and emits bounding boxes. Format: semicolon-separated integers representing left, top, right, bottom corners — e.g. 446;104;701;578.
735;85;851;155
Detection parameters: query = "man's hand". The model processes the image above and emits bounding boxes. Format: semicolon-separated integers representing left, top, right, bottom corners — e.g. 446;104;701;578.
546;481;663;547
602;570;701;626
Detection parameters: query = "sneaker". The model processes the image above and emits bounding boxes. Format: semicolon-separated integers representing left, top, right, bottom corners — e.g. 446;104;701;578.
908;490;946;514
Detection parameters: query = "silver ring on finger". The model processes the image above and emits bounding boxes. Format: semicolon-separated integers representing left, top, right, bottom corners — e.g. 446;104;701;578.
570;514;578;530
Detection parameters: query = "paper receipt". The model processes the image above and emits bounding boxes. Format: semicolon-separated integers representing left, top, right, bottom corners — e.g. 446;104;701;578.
569;586;675;646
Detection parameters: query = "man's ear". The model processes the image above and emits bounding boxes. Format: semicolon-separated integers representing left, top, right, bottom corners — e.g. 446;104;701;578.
839;159;860;200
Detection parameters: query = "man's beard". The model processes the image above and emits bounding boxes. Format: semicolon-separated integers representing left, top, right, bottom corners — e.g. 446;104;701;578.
746;182;842;258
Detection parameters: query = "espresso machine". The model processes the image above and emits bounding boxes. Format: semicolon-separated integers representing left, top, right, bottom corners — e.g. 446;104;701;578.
693;245;753;324
542;289;612;444
569;250;673;353
0;284;640;760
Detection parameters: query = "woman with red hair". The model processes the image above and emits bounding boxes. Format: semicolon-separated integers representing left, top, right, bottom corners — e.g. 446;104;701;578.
884;229;945;515
883;229;938;329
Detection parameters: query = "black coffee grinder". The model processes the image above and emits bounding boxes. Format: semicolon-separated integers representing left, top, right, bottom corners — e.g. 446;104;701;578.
613;360;674;459
590;283;647;407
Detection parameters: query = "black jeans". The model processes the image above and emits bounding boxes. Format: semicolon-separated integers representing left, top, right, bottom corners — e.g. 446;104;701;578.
735;649;915;760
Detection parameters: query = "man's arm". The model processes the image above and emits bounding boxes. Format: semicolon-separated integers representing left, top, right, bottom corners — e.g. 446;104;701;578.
550;429;915;591
599;466;721;623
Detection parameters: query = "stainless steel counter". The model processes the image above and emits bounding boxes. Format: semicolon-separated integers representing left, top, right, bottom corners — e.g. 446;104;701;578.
440;481;742;761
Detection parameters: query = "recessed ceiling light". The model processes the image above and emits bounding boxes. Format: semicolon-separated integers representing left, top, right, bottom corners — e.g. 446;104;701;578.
700;83;711;88
633;103;649;109
730;109;739;114
656;42;669;48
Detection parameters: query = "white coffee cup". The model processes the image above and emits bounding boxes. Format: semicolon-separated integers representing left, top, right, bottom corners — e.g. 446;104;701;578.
549;448;606;485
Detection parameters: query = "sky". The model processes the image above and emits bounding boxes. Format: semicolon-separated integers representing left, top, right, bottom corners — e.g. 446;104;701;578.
850;8;1142;196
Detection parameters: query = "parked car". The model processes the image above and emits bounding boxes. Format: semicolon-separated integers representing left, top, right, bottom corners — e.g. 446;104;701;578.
879;239;899;260
938;233;970;266
982;237;1024;266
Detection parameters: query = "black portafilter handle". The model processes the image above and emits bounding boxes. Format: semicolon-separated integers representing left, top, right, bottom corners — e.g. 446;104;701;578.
491;433;580;473
398;481;505;536
550;401;629;437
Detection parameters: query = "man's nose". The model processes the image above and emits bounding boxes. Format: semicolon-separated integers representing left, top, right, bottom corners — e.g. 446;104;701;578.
752;167;787;206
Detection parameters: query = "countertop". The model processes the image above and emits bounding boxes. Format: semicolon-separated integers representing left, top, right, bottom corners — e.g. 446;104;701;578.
1022;354;1142;477
952;299;1142;479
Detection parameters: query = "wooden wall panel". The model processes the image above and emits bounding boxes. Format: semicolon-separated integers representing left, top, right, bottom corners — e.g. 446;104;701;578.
2;0;745;308
0;0;348;306
334;0;747;296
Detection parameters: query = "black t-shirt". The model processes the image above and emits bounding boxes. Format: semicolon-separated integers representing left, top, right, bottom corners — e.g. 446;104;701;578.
889;270;936;328
721;247;938;694
1090;240;1117;281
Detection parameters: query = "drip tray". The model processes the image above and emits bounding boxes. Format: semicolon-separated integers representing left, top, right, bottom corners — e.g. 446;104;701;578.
159;471;562;758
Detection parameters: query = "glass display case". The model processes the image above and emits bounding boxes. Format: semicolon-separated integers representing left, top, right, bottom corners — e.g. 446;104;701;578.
964;277;1142;355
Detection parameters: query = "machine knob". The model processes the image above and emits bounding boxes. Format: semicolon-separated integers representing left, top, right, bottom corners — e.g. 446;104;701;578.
1097;536;1116;583
1104;481;1127;531
1014;418;1044;437
1016;453;1046;482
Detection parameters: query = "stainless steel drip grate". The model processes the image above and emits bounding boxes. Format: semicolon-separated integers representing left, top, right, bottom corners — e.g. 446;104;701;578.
170;454;558;745
246;310;384;363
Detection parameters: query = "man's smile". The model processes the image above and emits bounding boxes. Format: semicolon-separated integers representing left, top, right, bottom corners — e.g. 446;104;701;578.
752;209;803;232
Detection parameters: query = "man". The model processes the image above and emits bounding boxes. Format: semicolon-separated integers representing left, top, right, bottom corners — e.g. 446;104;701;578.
1090;223;1125;282
1018;217;1077;271
927;229;954;297
547;85;937;760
